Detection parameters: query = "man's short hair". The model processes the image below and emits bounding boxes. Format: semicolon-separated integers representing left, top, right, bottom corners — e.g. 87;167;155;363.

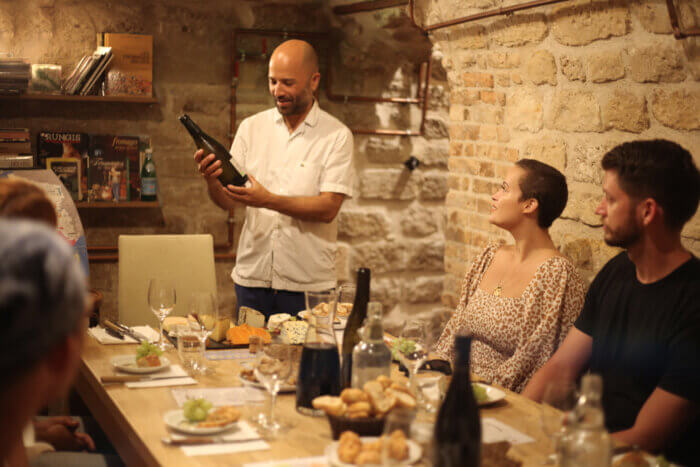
0;178;57;227
601;140;700;230
515;159;568;228
0;220;86;391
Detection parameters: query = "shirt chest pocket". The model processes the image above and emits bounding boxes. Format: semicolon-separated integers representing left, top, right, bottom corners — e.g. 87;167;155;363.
286;161;322;196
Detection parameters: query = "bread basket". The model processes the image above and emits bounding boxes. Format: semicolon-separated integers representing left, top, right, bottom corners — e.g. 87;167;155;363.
326;413;386;440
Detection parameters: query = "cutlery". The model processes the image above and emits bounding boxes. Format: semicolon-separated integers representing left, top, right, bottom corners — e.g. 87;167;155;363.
161;436;261;446
101;374;187;384
104;320;147;343
104;327;125;340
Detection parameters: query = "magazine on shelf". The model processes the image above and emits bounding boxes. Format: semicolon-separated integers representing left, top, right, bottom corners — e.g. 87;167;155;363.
80;47;112;95
47;157;81;201
88;135;137;202
37;131;89;195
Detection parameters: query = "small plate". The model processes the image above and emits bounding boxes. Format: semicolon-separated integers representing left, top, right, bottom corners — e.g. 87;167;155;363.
237;363;296;393
612;452;671;467
325;437;422;466
474;382;506;407
163;409;240;435
111;355;170;374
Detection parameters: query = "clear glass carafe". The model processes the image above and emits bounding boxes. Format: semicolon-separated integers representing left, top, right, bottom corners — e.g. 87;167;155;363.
351;302;391;388
296;290;341;416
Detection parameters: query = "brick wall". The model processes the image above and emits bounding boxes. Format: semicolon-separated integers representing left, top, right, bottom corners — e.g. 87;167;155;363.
416;0;700;307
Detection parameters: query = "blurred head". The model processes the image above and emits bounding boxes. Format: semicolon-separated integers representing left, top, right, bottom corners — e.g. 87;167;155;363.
490;159;568;230
0;178;57;227
0;220;88;404
268;39;320;117
597;140;699;247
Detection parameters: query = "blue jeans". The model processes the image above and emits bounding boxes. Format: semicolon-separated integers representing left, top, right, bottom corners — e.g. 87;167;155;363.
234;284;306;321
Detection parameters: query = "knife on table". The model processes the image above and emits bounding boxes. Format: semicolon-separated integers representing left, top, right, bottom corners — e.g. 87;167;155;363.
161;436;261;446
103;320;147;343
104;327;125;340
100;374;189;384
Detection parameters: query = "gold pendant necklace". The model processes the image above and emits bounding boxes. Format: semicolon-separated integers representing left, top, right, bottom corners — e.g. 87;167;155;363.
493;284;503;297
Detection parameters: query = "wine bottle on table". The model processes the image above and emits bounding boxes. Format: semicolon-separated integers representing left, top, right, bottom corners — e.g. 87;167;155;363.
140;148;157;201
433;335;481;467
341;267;370;389
179;114;248;187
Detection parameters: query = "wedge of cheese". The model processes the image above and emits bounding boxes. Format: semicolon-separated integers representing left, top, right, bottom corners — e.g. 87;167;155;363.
268;313;292;332
237;306;265;328
210;318;231;342
280;320;308;345
162;316;188;333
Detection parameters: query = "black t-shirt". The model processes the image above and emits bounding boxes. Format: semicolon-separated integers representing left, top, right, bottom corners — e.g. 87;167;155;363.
575;252;700;465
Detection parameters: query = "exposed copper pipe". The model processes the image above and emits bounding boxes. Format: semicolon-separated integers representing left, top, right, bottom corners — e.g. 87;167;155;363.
666;0;700;38
333;0;408;15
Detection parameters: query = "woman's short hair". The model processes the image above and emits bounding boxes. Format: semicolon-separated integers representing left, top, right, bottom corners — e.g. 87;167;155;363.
515;159;568;228
0;178;57;227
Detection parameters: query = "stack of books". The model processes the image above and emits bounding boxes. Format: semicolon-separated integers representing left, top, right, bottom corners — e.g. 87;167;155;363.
0;128;33;168
62;46;112;96
0;58;31;95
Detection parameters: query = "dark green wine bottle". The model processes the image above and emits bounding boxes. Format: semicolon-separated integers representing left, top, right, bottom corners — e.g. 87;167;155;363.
341;268;370;389
179;114;248;187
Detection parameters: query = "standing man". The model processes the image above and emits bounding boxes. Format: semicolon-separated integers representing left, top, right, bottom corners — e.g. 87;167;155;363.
522;140;700;464
194;40;353;320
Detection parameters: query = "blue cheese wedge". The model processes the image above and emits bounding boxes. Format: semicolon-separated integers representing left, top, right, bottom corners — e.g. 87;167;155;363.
280;320;308;344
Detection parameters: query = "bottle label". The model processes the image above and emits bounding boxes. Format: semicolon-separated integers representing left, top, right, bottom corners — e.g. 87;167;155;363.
141;178;157;195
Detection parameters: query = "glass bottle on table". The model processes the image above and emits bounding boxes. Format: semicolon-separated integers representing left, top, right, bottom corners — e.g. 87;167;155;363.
560;374;612;467
296;289;341;416
341;267;370;388
351;301;391;388
433;335;481;467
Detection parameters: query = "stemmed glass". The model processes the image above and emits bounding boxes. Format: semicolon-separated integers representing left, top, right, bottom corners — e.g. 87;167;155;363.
148;278;176;351
253;342;293;438
187;291;218;374
397;319;431;398
381;409;417;466
540;381;578;464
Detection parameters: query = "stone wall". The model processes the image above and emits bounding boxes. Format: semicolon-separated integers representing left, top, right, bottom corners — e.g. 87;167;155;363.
0;0;449;321
416;0;700;307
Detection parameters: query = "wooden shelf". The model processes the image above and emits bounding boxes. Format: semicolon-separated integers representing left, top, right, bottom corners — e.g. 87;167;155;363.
0;93;157;104
76;201;160;209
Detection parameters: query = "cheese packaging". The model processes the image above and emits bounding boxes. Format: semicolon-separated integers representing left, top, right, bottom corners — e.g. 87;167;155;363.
210;318;231;342
280;321;308;345
268;313;292;332
237;306;265;328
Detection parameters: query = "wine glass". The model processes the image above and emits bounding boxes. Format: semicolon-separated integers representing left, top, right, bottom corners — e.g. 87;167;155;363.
253;342;293;438
148;278;176;350
188;291;218;374
381;409;417;466
540;381;578;464
397;319;431;398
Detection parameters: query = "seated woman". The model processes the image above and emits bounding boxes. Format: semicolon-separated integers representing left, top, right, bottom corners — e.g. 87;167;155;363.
433;159;586;392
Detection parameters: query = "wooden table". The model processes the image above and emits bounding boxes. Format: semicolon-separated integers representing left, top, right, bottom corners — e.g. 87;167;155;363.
75;337;556;466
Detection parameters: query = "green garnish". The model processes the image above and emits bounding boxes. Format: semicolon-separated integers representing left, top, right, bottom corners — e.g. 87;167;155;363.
392;338;417;360
472;383;489;404
136;341;162;359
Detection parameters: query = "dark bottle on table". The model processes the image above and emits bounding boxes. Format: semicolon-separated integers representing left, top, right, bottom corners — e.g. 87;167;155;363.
341;267;370;389
433;335;481;467
179;114;248;187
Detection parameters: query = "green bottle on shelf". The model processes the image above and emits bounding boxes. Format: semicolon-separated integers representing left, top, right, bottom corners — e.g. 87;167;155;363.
140;148;157;202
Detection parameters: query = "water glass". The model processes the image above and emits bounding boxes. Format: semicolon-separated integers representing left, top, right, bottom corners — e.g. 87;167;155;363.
176;327;204;371
541;381;578;464
381;409;417;466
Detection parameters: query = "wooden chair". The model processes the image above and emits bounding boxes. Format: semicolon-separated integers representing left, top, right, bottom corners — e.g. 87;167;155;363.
118;234;217;327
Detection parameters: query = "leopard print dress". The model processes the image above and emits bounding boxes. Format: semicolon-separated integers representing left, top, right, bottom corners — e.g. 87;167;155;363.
434;242;587;393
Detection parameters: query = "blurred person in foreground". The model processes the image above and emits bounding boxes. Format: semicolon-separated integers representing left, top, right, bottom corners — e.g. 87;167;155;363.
523;140;700;464
194;39;353;320
0;220;89;466
433;159;587;392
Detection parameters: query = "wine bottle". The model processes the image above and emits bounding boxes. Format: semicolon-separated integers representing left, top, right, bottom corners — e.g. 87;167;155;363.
179;114;248;187
433;335;481;467
341;267;370;389
140;148;157;201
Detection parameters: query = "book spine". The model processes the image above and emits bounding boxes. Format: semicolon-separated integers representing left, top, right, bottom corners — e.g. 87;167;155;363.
0;154;35;168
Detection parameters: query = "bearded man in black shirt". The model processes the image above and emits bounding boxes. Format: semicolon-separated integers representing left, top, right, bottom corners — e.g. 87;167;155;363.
523;140;700;465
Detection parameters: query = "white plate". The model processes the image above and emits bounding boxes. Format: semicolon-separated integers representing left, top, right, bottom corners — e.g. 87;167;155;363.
111;354;170;374
612;452;670;467
325;437;422;466
474;382;506;407
163;409;240;435
238;362;297;393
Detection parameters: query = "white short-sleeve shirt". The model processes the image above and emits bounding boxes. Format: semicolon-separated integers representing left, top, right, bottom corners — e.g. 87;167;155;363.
229;101;354;292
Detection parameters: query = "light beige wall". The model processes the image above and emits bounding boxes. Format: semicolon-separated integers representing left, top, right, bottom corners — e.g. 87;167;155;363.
415;0;700;307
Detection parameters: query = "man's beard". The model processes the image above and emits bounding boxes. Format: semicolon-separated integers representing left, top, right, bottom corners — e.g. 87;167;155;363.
603;214;642;248
275;95;308;116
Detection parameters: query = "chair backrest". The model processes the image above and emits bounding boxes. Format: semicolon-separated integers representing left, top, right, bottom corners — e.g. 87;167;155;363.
118;234;217;327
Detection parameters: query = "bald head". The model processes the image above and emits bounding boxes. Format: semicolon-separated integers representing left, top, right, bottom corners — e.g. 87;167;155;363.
268;40;320;119
270;40;319;76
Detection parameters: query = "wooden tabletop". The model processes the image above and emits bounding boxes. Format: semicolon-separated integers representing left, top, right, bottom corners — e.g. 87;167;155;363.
75;336;556;466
